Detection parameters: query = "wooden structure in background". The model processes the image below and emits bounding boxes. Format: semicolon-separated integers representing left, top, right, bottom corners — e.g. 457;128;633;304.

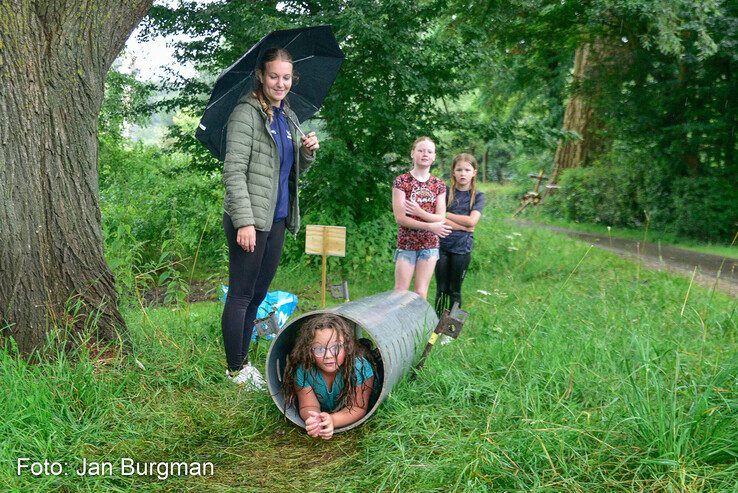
305;225;346;307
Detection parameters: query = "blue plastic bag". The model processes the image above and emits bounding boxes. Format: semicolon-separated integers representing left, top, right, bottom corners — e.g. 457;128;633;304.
220;286;298;341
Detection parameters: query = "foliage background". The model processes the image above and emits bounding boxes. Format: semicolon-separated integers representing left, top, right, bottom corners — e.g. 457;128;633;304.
3;2;738;491
103;0;736;277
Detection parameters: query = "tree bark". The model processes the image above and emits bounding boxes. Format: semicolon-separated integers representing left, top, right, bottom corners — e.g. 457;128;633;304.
0;0;152;355
549;41;606;186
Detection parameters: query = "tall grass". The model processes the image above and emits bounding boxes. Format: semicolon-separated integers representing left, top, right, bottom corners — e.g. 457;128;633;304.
2;191;737;492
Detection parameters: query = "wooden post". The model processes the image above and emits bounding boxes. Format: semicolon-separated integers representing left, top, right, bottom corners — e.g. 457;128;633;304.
305;225;347;309
533;170;545;194
321;229;328;308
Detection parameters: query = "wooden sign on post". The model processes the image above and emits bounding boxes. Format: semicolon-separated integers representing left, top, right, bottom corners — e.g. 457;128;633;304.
305;225;346;307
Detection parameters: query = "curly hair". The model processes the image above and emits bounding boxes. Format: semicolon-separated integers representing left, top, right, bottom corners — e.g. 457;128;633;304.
251;47;296;122
281;314;362;413
448;153;478;209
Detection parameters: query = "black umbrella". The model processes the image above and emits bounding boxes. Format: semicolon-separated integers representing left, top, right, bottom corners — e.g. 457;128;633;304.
196;25;344;161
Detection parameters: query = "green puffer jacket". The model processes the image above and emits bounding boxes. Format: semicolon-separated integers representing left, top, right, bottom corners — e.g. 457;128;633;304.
222;94;315;234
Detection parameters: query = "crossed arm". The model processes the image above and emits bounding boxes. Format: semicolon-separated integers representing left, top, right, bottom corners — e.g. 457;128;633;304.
445;210;482;232
391;188;451;237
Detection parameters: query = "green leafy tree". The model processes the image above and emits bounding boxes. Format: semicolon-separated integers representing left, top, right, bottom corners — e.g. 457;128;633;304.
144;0;473;222
454;0;736;239
99;65;154;143
453;0;729;171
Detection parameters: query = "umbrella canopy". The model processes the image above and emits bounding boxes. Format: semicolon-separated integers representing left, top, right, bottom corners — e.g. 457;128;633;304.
196;25;344;161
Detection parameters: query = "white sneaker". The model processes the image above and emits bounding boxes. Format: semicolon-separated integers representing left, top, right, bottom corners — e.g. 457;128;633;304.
226;364;265;390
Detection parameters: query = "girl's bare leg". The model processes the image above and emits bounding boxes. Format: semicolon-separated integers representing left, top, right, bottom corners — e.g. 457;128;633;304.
413;258;438;300
394;259;415;291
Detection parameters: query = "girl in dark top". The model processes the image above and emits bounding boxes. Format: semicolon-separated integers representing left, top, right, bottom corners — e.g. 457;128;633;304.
435;153;485;316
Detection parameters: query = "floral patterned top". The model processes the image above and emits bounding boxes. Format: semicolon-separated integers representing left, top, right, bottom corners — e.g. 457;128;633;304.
393;172;446;251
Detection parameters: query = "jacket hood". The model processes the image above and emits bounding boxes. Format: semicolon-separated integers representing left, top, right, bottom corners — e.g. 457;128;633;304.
242;93;298;121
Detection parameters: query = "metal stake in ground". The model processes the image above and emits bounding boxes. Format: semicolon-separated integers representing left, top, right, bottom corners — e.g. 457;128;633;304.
250;310;280;355
330;280;350;302
412;303;469;378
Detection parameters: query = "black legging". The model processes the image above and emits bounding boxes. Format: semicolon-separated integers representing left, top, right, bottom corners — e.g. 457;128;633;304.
434;250;471;316
222;213;286;371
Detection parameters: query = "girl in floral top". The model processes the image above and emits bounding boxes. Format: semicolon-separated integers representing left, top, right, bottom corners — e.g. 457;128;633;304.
391;137;451;299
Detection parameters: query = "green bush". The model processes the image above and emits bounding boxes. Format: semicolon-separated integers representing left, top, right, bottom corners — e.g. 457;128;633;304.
99;135;405;297
671;176;738;241
545;159;737;243
545;165;644;227
100;138;225;296
281;209;396;279
300;138;396;224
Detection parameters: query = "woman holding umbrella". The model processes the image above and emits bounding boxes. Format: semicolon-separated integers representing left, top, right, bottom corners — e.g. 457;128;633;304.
222;47;319;387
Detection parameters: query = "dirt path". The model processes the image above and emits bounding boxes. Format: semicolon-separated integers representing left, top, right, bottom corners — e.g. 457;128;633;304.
511;220;738;297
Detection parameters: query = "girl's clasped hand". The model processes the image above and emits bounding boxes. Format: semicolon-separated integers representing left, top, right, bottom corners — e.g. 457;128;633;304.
305;410;334;439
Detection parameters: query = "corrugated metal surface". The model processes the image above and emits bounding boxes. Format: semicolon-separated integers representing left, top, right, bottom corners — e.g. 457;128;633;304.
266;290;438;432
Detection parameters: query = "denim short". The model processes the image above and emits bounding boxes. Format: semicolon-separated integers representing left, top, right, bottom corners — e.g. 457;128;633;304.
394;248;440;265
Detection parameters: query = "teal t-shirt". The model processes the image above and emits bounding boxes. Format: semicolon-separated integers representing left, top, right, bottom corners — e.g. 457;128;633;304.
296;357;374;412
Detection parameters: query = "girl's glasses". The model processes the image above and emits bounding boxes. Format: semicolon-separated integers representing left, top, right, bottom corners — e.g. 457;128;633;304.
311;343;344;358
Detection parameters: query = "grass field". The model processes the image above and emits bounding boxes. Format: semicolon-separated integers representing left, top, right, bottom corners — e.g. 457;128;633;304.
2;191;737;492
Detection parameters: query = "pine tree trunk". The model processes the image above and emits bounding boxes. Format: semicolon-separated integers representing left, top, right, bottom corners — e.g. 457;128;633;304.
549;41;605;186
0;0;152;355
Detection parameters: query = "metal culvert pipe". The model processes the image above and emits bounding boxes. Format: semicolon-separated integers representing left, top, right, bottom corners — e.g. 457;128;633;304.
266;290;438;432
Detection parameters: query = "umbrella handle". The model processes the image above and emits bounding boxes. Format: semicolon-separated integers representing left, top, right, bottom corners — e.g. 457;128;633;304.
285;113;307;138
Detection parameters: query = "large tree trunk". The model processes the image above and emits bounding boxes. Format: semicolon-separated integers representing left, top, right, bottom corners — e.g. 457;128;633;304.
0;0;152;355
549;41;606;186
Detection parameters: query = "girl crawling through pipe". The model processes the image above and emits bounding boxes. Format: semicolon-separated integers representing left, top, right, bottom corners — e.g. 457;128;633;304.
281;314;375;439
